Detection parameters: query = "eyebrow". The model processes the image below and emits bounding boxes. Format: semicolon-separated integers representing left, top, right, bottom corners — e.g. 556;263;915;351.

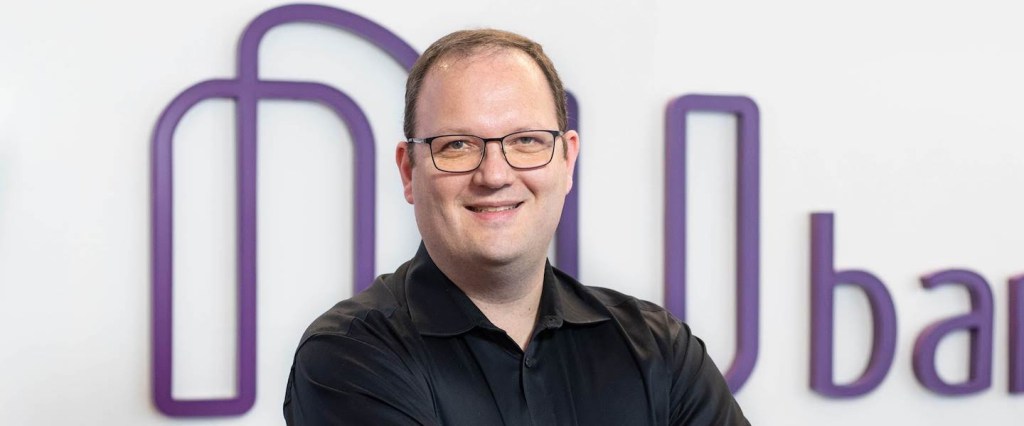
428;126;542;137
430;127;472;135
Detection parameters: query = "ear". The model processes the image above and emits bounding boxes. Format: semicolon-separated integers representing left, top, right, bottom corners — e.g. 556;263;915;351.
395;141;415;204
561;130;580;194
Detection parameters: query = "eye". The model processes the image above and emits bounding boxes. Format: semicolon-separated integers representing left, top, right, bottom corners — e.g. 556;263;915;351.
433;137;481;157
510;135;538;145
443;139;471;151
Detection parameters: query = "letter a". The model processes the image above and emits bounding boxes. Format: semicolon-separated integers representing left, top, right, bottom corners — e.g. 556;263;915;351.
913;269;993;395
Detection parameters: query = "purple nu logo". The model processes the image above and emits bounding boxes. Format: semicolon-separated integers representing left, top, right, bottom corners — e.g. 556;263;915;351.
151;3;757;418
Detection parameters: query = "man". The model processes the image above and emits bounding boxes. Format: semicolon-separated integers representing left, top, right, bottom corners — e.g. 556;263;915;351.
284;29;749;425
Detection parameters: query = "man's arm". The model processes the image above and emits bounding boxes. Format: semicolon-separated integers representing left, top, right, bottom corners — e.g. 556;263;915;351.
284;334;437;426
667;320;751;425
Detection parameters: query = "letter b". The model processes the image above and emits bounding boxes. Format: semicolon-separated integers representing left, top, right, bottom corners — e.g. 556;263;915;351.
810;213;898;397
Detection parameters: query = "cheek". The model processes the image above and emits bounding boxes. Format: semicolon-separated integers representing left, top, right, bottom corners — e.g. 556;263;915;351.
528;170;568;198
412;174;458;212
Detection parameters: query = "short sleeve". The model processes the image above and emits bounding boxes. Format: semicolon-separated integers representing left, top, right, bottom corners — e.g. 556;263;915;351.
668;321;750;426
284;334;438;426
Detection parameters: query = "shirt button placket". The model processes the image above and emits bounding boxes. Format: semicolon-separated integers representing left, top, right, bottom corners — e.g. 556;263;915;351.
521;341;556;425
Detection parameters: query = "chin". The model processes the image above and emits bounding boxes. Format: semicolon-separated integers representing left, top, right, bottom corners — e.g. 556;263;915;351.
468;242;526;267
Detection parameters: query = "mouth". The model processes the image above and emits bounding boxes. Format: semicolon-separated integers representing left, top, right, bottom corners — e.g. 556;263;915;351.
466;202;523;213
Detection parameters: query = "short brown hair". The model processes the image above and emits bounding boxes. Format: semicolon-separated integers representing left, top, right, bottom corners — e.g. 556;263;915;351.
404;29;568;140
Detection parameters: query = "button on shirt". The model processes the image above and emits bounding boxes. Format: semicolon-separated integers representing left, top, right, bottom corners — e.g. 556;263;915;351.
284;245;749;425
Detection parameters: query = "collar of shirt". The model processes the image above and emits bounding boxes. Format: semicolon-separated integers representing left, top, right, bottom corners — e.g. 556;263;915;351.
404;243;610;337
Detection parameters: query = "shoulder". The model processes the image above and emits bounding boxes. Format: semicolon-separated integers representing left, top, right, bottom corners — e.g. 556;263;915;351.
553;267;672;317
294;262;423;364
572;282;749;424
289;258;426;383
292;287;425;384
580;282;688;344
583;284;671;315
553;269;688;359
285;264;438;424
299;272;406;341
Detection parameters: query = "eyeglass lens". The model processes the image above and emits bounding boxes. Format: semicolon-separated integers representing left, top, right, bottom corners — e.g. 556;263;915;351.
430;131;556;172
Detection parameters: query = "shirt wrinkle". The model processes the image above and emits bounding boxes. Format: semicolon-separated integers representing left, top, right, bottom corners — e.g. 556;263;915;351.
284;242;750;426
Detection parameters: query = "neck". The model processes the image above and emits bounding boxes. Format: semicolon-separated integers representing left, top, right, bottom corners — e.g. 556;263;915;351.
430;250;547;350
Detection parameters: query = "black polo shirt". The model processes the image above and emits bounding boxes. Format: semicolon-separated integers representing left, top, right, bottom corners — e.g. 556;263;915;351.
284;245;748;425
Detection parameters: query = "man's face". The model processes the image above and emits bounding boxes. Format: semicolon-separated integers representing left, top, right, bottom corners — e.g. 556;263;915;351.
396;49;579;269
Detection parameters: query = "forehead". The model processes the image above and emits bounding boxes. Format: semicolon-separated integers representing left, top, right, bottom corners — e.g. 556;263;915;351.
415;49;557;135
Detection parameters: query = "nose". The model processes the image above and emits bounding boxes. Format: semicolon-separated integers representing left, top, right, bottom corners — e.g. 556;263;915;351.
472;140;514;188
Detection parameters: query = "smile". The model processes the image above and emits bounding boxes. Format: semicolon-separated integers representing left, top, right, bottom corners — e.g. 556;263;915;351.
466;202;523;213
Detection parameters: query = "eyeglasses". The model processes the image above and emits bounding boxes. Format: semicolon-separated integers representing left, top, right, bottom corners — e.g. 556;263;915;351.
407;130;563;173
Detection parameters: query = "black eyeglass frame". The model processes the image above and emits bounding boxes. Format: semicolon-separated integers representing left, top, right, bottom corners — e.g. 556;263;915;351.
406;129;564;173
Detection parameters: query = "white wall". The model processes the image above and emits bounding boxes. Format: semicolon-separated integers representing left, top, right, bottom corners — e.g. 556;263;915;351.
1;0;1022;424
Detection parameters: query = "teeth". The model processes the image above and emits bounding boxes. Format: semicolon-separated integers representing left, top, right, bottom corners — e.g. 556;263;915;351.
471;204;518;213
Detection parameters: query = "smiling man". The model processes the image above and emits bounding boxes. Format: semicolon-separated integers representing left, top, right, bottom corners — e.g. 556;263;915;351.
284;29;749;425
